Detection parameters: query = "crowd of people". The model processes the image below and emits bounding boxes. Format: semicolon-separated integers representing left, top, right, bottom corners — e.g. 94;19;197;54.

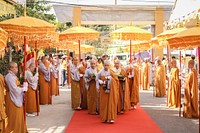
0;52;199;133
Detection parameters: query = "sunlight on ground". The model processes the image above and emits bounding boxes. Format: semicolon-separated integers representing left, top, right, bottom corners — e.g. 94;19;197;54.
28;126;66;133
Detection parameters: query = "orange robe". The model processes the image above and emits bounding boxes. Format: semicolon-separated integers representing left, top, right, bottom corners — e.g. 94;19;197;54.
142;63;150;90
117;68;130;112
155;64;166;97
183;69;199;118
87;79;98;114
51;73;59;96
5;79;27;133
39;63;51;105
99;70;119;121
0;75;6;133
26;85;40;113
79;66;87;109
168;67;181;108
131;65;140;106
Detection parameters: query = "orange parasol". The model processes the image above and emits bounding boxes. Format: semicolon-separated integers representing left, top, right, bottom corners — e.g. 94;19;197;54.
110;26;152;62
59;26;99;61
167;26;200;49
0;27;8;57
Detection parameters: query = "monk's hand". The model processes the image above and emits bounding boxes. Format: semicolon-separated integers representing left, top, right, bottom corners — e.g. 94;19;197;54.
23;82;28;92
79;74;83;77
98;80;104;85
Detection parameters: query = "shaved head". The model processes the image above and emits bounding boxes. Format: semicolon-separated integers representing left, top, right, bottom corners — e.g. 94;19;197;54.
9;62;18;75
171;59;177;68
188;59;195;69
9;62;17;69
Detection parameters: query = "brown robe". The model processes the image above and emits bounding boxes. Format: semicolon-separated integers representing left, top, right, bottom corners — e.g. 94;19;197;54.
117;67;130;112
0;75;6;133
99;70;119;121
87;79;98;114
131;65;140;106
155;64;166;97
79;66;87;109
183;69;199;118
142;62;150;90
5;79;27;133
38;69;51;105
51;74;59;95
168;67;181;108
71;78;81;109
26;85;40;113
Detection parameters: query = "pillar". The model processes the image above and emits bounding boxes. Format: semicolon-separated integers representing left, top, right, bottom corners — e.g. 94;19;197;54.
154;7;164;58
73;7;81;26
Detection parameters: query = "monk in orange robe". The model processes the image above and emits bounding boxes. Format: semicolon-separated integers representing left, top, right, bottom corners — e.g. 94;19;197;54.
154;59;166;97
142;59;150;90
168;59;181;108
4;62;28;133
70;57;82;110
132;64;140;108
183;60;199;118
113;60;130;113
38;56;51;105
96;60;119;123
50;60;59;96
79;60;87;109
84;60;98;114
0;74;6;133
25;63;40;115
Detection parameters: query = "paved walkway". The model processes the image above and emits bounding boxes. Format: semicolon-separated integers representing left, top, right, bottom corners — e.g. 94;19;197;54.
27;87;199;133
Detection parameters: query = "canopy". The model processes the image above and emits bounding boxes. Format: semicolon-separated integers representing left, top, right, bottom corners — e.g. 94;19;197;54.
0;16;58;47
167;26;200;49
59;26;100;41
0;27;8;51
110;26;152;41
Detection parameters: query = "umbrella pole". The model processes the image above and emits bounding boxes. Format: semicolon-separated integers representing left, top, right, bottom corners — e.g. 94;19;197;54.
78;40;81;62
130;40;132;63
179;50;182;117
166;45;170;106
197;47;200;74
35;41;39;116
23;36;27;122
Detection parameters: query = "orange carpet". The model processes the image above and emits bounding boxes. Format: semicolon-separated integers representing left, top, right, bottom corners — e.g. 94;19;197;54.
65;105;163;133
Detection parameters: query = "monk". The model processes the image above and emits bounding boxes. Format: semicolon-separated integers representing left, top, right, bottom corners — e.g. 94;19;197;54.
38;56;51;105
96;60;119;123
70;57;82;110
79;60;87;109
113;60;130;113
25;63;40;115
168;59;181;108
154;59;166;97
183;60;199;118
142;59;150;90
131;62;140;109
0;74;6;133
4;62;28;133
51;60;59;96
84;60;98;114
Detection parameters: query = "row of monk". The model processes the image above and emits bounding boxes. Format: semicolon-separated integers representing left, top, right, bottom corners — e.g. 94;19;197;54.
69;53;199;124
0;55;59;133
0;52;199;132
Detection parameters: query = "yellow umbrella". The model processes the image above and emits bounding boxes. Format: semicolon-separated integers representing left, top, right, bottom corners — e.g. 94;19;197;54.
81;45;95;53
0;27;8;50
0;16;58;47
110;26;152;62
157;28;187;39
167;26;200;49
0;14;58;117
0;27;8;57
59;26;99;61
